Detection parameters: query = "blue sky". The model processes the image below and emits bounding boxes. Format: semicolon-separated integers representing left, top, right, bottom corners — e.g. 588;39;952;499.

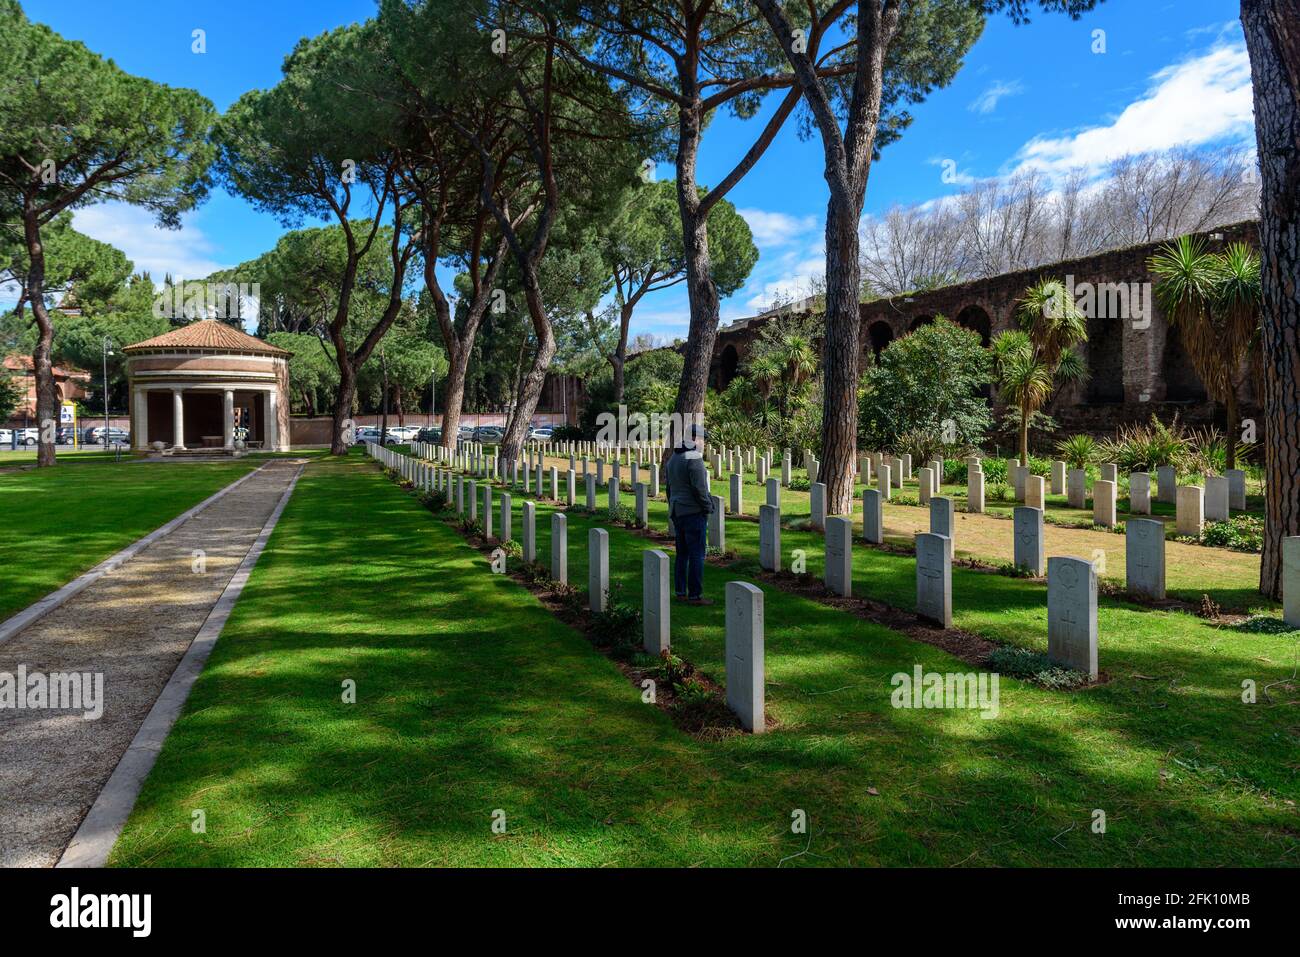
20;0;1255;340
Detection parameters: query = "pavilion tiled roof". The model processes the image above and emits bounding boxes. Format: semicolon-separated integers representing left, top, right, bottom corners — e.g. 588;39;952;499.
123;320;291;357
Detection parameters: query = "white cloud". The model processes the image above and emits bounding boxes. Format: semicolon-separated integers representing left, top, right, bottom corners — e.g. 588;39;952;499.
1010;38;1254;179
736;207;818;247
72;203;228;284
968;79;1024;114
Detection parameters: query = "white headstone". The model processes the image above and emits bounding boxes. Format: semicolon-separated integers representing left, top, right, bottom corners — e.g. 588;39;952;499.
585;473;596;510
1013;506;1045;576
708;496;725;550
915;532;952;628
1205;474;1229;522
725;581;765;733
1125;517;1165;600
588;528;609;613
522;500;536;563
1067;468;1087;509
1176;485;1204;538
608;477;619;512
810;482;827;530
1129;472;1151;514
759;504;781;572
635;482;648;526
1156;465;1177;504
1093;479;1117;528
1047;557;1098;678
862;488;883;544
643;549;670;654
918;467;933;505
1025;474;1045;509
930;496;955;558
766;477;780;508
1226;468;1246;511
967;470;985;514
1051;460;1066;496
481;485;493;538
500;492;512;544
878;464;892;502
729;473;743;515
1285;537;1300;628
550;511;566;583
825;517;852;597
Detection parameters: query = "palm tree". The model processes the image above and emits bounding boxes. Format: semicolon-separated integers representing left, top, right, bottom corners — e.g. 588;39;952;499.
775;333;817;420
1150;236;1261;470
993;278;1089;466
747;353;782;427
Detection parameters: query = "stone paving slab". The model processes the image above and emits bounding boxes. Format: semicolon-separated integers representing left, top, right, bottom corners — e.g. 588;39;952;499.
0;461;302;867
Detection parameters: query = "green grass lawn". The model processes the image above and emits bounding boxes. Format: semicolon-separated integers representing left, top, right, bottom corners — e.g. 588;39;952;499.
0;458;256;621
109;451;1299;867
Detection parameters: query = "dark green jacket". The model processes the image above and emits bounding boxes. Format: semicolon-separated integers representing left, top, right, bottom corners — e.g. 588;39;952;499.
666;447;713;519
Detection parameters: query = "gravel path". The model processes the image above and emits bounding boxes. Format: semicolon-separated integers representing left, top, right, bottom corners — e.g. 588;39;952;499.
0;461;301;867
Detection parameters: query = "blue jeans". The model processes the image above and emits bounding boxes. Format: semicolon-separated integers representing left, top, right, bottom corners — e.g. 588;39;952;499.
673;511;708;599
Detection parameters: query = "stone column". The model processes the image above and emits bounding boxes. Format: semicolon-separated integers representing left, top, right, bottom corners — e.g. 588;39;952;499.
265;389;280;451
171;389;186;449
222;389;235;449
132;388;148;450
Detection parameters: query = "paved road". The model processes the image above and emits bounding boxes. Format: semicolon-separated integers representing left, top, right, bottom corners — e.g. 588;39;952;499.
0;461;301;867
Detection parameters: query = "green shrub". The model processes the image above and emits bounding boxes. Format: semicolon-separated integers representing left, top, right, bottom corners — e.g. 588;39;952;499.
589;582;642;656
1229;615;1299;635
499;539;523;558
987;647;1090;690
1201;515;1264;552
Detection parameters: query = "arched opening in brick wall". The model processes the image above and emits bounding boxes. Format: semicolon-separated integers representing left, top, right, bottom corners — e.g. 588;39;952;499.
1086;312;1125;404
717;344;740;390
867;321;895;360
1161;323;1208;402
955;304;992;347
908;314;934;333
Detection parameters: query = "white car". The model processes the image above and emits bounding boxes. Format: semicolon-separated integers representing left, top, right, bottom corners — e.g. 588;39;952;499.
0;429;12;447
14;428;38;446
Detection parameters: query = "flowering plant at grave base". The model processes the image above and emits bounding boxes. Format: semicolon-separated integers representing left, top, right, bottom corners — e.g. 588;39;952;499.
606;504;637;527
993;561;1037;579
1229;615;1299;636
787;477;811;491
986;647;1090;690
588;583;641;657
458;518;484;538
419;490;449;511
988;482;1010;503
892;494;920;507
499;539;523;559
1201;516;1264;553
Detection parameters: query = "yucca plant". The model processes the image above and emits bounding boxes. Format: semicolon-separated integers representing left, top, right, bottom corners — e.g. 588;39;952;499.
1054;434;1097;470
1149;237;1261;470
1096;415;1191;473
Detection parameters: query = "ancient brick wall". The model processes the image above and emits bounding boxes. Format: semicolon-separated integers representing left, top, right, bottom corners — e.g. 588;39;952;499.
705;220;1260;439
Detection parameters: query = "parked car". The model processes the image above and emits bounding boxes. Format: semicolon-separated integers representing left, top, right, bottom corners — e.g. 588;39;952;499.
415;427;442;443
15;428;38;446
387;425;420;442
353;426;398;446
473;425;504;443
0;429;13;447
83;426;131;445
529;426;554;440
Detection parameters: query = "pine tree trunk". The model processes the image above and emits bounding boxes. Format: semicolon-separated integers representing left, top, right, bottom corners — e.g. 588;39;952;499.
612;301;632;405
821;198;863;515
330;363;356;456
1242;0;1300;598
672;100;720;423
23;206;57;468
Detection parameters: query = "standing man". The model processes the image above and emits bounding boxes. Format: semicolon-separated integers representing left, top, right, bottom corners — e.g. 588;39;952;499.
666;422;714;605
